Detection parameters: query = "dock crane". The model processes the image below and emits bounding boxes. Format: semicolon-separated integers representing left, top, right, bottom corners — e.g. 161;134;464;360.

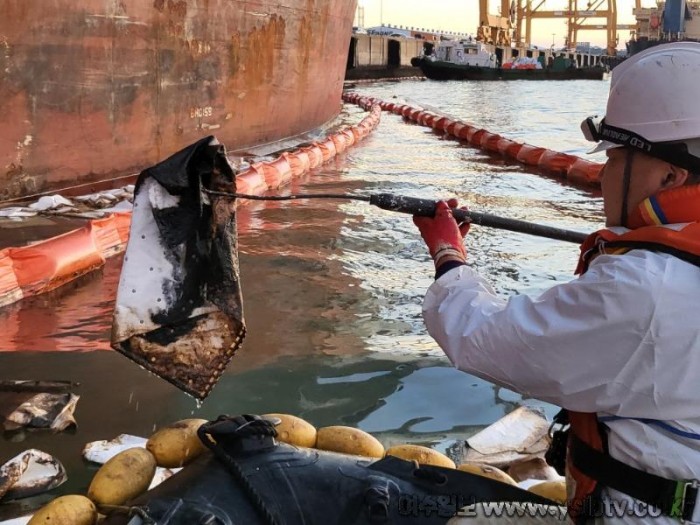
477;0;514;45
478;0;642;55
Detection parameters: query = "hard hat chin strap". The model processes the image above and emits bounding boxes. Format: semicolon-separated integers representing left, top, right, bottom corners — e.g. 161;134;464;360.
621;149;634;228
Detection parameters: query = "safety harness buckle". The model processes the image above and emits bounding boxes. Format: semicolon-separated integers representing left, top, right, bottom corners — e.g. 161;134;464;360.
673;479;700;524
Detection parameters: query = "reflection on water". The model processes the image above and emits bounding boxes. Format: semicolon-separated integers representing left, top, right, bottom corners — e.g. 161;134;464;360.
0;80;607;495
0;262;118;352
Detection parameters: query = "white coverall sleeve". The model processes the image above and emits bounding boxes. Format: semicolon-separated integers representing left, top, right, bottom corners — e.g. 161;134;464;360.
422;254;662;414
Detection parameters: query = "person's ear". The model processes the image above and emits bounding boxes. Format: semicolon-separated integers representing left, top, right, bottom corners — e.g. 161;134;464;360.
662;166;689;189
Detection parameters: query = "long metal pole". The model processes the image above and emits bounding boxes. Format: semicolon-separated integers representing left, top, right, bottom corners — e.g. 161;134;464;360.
367;193;589;244
204;190;591;245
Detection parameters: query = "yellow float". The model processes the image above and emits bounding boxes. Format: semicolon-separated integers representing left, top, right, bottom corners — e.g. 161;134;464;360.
146;418;208;468
315;426;385;458
87;448;156;506
263;413;317;448
27;495;97;525
456;463;517;485
527;480;568;505
386;444;456;469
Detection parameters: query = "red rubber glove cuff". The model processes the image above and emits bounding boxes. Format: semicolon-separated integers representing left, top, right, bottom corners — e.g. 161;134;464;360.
413;200;468;266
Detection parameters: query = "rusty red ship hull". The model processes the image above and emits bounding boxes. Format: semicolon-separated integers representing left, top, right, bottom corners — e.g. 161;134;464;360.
0;0;357;202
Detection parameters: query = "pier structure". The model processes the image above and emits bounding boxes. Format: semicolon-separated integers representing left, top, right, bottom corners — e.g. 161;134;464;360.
346;34;425;80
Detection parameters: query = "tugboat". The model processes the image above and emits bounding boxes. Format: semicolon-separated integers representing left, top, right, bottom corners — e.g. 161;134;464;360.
412;39;607;81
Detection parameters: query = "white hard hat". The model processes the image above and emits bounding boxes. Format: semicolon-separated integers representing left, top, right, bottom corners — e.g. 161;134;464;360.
581;42;700;172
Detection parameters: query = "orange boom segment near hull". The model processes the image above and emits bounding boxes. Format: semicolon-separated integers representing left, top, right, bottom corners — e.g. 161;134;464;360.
0;0;357;202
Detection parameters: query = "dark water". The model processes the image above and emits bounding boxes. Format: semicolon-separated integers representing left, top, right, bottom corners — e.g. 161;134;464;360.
0;79;610;497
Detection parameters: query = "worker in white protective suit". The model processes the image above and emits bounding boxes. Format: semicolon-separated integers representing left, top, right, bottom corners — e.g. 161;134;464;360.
413;42;700;525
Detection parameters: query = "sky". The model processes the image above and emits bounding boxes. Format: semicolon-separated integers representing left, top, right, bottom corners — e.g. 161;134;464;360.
356;0;657;48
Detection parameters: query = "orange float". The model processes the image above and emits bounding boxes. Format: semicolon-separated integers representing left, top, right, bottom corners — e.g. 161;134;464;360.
340;128;356;147
436;118;455;133
343;92;604;190
236;166;268;194
91;214;126;257
503;142;524;159
331;132;349;155
456;125;474;141
0;249;23;308
9;226;105;296
481;132;503;152
113;212;132;245
567;158;604;186
283;151;311;178
261;157;293;189
302;144;324;169
538;150;579;176
409;108;422;121
430;117;446;132
449;122;466;138
496;138;519;156
515;144;547;166
351;126;365;143
423;114;437;127
469;129;487;146
318;138;337;163
445;121;460;136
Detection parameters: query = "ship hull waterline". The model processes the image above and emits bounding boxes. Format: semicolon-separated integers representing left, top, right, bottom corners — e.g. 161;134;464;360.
0;0;357;202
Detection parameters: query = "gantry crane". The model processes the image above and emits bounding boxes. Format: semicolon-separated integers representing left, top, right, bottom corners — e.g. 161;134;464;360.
477;0;514;45
478;0;642;55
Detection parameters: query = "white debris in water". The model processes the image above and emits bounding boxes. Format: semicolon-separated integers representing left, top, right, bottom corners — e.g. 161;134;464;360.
0;449;67;502
4;393;79;432
0;516;31;524
0;185;135;221
82;434;148;463
0;207;37;218
463;407;550;468
101;200;133;213
28;195;74;211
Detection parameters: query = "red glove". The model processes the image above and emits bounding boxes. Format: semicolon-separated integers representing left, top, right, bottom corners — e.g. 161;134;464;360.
413;199;470;266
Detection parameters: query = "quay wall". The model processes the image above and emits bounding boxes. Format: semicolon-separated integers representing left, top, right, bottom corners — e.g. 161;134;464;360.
346;35;424;79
